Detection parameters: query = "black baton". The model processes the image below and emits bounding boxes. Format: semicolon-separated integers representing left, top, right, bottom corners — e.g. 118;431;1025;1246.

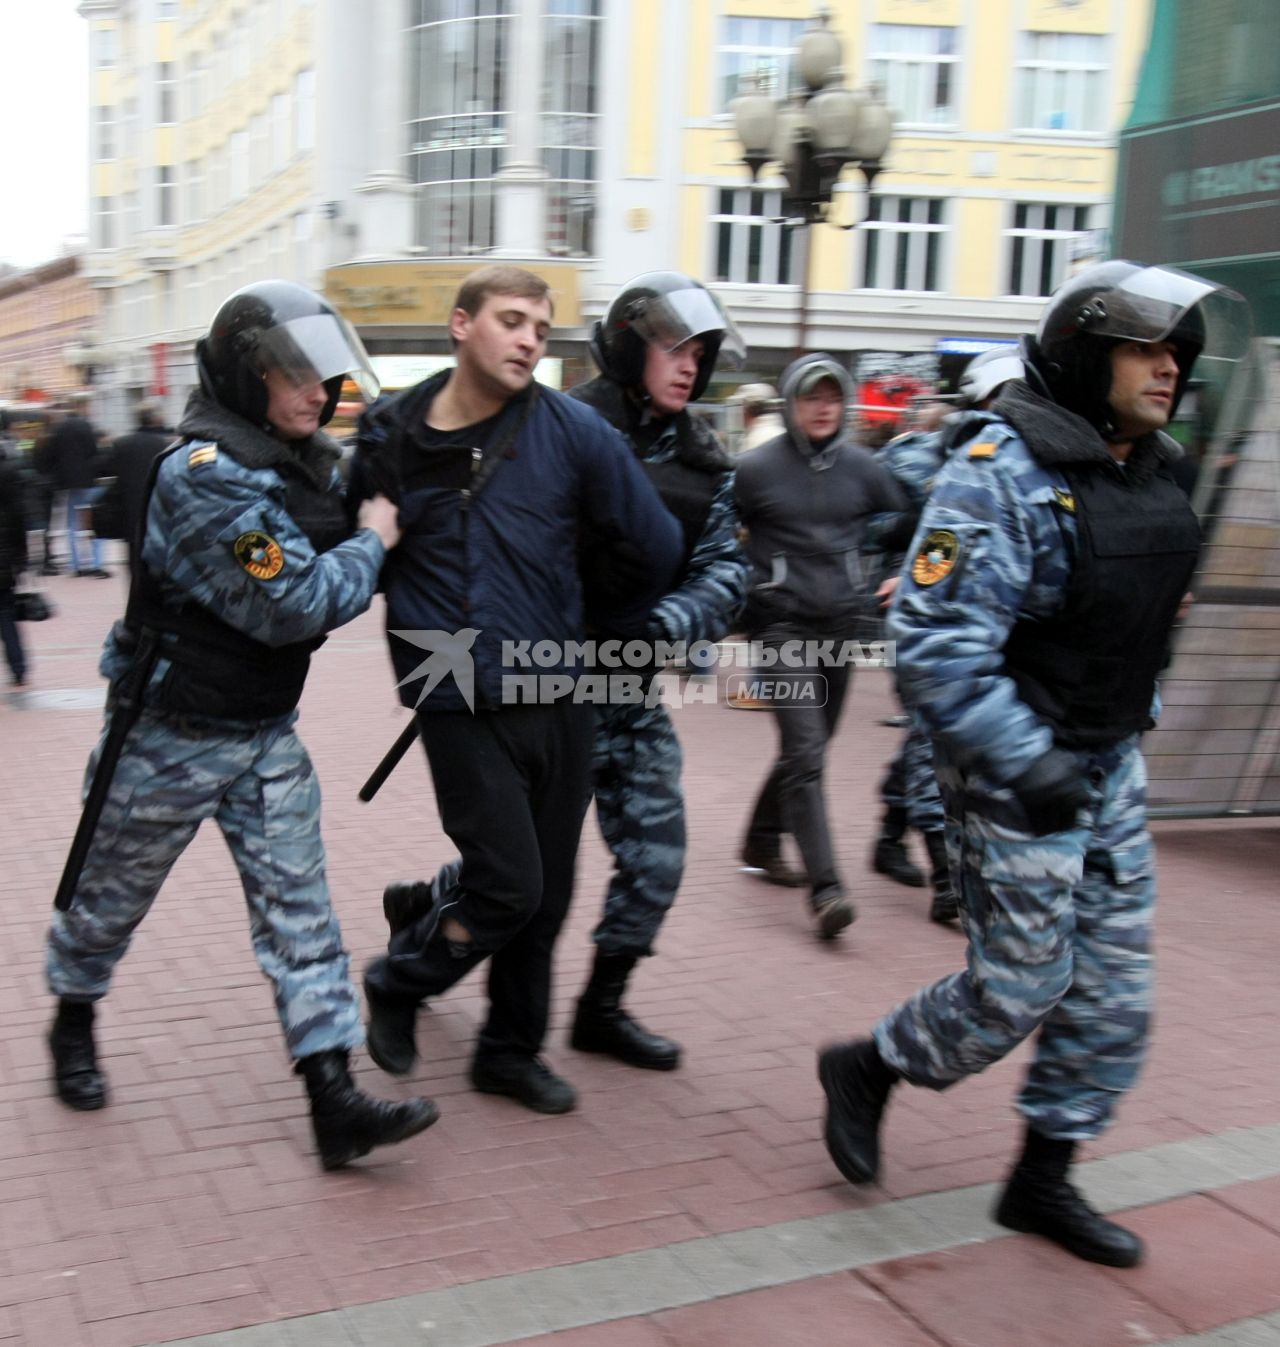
54;629;160;912
359;718;421;803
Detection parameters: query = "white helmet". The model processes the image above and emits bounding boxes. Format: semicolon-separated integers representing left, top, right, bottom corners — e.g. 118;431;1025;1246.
958;346;1024;407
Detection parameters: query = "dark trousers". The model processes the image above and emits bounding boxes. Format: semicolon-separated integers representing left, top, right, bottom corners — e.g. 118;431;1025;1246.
0;588;24;684
366;701;594;1057
744;636;853;896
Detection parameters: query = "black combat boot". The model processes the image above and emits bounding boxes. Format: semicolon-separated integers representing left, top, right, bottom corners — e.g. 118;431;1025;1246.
49;999;107;1111
817;1038;897;1184
570;950;681;1070
471;1053;578;1114
871;807;925;887
923;829;960;924
994;1128;1144;1267
299;1050;439;1170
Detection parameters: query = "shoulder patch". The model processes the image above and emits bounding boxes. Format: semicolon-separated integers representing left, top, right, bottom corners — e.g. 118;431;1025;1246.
968;441;997;460
188;446;217;469
1053;487;1076;513
910;528;961;587
233;530;285;581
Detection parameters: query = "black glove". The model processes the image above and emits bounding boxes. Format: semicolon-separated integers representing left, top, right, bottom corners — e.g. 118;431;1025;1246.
1008;749;1092;836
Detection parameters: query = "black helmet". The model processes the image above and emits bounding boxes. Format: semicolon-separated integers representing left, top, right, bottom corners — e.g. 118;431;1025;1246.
958;346;1024;407
1023;260;1249;435
195;280;378;429
589;271;746;403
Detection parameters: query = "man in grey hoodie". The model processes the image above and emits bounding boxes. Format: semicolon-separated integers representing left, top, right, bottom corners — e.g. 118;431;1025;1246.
735;354;909;939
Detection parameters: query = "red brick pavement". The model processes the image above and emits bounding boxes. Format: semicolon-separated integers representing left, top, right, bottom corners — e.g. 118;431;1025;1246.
2;561;1278;1346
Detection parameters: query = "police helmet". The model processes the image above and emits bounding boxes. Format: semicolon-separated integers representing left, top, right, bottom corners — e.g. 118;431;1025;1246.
196;280;379;430
1023;260;1249;435
958;346;1024;407
589;271;746;403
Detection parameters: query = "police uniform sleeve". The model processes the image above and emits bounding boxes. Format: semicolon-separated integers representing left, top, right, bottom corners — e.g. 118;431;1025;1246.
145;449;386;647
648;472;749;647
886;443;1057;786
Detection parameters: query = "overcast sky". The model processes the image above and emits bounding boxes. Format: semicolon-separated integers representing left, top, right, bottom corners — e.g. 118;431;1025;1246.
0;1;89;268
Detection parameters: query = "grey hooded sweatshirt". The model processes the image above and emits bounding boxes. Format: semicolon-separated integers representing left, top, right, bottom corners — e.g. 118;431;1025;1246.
733;352;909;633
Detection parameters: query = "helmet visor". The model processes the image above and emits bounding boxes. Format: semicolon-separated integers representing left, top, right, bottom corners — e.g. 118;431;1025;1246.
253;312;381;401
1089;265;1252;366
629;287;747;369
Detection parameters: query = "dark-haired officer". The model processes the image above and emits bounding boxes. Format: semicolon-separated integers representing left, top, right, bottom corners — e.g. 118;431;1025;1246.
817;261;1250;1267
45;280;438;1170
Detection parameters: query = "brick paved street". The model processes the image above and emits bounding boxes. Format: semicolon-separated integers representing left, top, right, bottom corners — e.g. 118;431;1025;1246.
2;554;1279;1347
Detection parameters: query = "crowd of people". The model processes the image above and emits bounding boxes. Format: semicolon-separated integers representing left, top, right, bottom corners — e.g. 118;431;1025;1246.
21;257;1252;1271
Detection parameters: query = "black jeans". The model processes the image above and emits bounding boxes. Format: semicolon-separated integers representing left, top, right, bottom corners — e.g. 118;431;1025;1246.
0;587;25;684
744;629;854;896
366;701;594;1057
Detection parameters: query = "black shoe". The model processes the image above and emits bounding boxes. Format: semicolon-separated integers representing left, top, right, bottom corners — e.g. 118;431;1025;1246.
39;562;61;576
383;880;434;938
300;1050;438;1170
363;976;419;1076
995;1170;1144;1266
741;843;808;888
817;1039;896;1184
570;951;681;1071
75;568;110;578
871;834;925;887
471;1053;577;1114
812;886;856;940
49;1000;107;1111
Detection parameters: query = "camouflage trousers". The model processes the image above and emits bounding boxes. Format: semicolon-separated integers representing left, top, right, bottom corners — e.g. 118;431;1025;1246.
591;698;685;956
46;710;362;1061
879;711;945;832
874;735;1154;1140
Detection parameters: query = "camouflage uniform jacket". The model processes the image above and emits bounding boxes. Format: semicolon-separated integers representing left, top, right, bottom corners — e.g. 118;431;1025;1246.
888;380;1186;788
101;394;386;705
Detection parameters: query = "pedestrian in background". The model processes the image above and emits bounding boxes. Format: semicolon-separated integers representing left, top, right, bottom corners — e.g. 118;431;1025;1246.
45;280;437;1171
356;266;683;1115
735;354;909;939
818;261;1250;1268
735;382;783;455
0;451;29;688
102;403;174;570
48;400;109;578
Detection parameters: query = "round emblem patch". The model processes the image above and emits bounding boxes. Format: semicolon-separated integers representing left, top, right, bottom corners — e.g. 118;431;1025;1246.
911;529;960;587
233;530;285;581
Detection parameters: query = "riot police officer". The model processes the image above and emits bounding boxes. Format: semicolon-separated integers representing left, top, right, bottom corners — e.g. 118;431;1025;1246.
45;281;438;1170
817;261;1250;1266
568;271;749;1069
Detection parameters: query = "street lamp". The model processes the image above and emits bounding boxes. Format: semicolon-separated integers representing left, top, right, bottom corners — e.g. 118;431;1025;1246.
730;4;893;355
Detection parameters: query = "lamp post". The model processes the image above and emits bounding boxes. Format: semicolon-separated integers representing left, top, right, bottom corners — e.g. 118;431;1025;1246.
730;4;893;357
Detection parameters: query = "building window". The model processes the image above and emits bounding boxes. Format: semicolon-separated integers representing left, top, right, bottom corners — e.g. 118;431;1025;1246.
93;106;115;161
409;3;513;255
1006;203;1093;296
868;25;958;127
230;131;249;199
91;26;117;69
1016;32;1108;132
862;196;946;292
542;1;600;257
92;196;116;250
156;166;175;227
716;17;804;112
157;62;177;125
157;0;178;19
294;68;316;154
293;211;312;283
271;92;289;171
186;158;204;222
709;188;798;285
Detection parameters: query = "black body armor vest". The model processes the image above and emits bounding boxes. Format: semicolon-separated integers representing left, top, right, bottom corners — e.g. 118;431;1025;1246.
126;446;350;721
640;456;720;567
1002;462;1200;748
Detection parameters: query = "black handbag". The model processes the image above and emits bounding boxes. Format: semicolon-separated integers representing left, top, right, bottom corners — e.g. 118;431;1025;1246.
14;590;54;622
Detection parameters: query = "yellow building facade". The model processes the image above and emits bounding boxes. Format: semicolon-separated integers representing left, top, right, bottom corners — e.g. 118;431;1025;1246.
71;0;1153;425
